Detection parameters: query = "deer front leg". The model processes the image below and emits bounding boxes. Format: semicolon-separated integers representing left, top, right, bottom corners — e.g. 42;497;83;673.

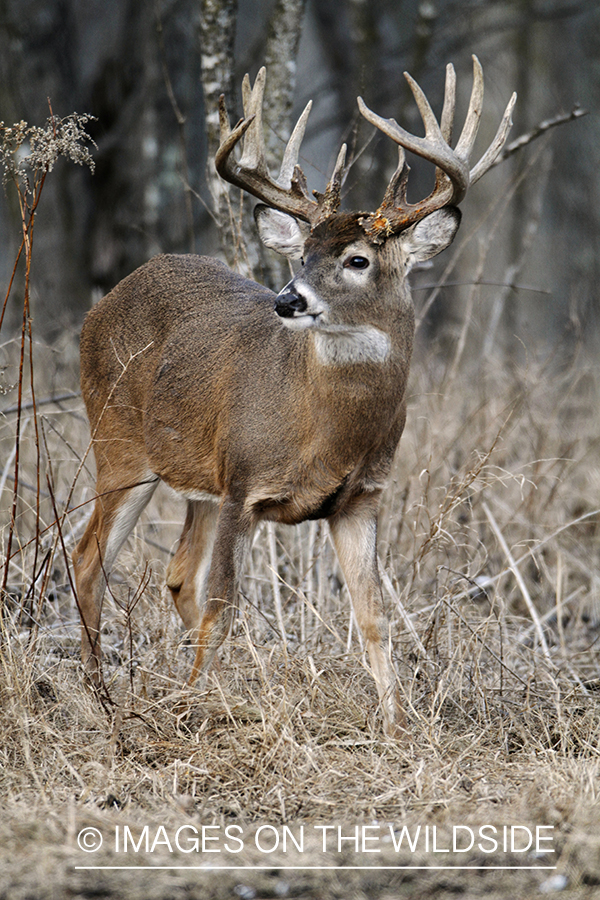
328;495;405;737
187;497;254;685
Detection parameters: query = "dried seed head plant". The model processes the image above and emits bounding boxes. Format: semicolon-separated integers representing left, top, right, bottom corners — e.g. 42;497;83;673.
0;107;96;609
0;111;96;188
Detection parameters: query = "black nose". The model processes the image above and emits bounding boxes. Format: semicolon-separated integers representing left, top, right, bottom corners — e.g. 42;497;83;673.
274;288;307;319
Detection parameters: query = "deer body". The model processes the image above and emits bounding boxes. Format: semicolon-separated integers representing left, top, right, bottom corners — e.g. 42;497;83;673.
81;243;414;508
73;59;515;735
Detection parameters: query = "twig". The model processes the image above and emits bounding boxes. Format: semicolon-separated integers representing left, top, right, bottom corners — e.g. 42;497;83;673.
492;106;588;168
2;160;48;594
459;507;600;604
0;429;20;500
2;391;80;415
414;149;526;333
443;235;488;392
483;147;553;356
412;279;551;295
112;562;152;699
46;473;113;710
267;522;287;649
378;563;429;659
482;501;552;665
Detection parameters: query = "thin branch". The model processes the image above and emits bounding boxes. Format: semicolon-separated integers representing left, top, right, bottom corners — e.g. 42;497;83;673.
266;522;288;649
482;501;553;666
491;105;588;168
412;279;551;296
378;563;430;660
2;391;81;415
46;472;113;709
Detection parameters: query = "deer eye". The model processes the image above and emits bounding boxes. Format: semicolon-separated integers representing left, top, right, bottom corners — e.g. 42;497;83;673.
345;255;370;270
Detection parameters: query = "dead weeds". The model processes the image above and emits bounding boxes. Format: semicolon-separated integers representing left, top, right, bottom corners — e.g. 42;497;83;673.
2;339;600;897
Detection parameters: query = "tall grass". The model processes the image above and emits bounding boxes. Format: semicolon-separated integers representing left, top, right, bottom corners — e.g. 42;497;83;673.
2;331;600;796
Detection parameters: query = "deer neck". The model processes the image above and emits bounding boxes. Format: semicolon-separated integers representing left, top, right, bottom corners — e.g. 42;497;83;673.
311;323;392;366
306;296;414;371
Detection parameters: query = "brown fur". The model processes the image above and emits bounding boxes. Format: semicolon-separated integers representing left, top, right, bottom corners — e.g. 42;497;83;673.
304;213;369;257
73;206;459;738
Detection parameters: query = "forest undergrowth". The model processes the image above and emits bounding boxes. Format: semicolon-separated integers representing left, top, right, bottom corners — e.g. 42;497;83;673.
2;327;600;898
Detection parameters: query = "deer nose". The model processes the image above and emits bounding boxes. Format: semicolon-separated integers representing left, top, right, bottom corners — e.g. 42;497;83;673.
274;288;308;319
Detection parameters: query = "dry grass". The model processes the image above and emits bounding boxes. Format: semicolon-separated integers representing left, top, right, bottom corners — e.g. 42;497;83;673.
2;330;600;898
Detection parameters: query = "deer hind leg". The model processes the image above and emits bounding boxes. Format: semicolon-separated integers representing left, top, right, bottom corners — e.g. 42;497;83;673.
187;497;254;686
72;471;158;683
328;495;405;737
166;498;219;632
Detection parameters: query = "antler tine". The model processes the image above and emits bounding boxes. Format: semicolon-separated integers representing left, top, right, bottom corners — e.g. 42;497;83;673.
404;72;471;199
440;63;456;145
454;55;484;160
238;68;268;175
330;142;347;187
357;87;469;205
277;100;312;188
455;55;517;184
216;97;256;171
470;90;517;184
312;143;347;225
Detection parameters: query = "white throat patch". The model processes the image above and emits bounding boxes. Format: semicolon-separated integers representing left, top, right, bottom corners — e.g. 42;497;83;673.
313;325;391;366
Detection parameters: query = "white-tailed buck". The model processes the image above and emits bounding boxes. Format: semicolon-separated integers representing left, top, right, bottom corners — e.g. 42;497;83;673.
73;57;515;735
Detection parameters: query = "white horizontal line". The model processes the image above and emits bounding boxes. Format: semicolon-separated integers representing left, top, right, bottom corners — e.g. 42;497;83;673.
75;865;558;871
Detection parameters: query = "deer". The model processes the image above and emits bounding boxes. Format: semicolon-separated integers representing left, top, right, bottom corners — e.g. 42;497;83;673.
72;57;515;736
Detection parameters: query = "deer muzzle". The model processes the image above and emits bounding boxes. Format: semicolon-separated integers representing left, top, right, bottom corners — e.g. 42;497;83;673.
274;287;308;319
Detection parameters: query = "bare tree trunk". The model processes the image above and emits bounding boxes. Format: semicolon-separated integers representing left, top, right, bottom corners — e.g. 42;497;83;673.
199;0;242;269
263;0;307;168
200;0;307;285
258;0;307;288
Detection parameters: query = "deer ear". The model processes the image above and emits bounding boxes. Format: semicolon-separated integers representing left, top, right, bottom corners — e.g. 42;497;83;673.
402;207;461;269
254;205;310;260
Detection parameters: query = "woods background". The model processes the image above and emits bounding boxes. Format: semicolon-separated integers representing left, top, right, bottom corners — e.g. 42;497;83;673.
0;0;598;355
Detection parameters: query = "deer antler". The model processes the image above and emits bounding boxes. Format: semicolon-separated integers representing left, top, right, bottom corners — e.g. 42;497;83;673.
357;55;517;239
216;67;347;228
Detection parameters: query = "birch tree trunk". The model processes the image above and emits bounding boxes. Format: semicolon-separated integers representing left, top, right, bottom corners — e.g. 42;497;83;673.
258;0;307;288
199;0;241;269
263;0;307;169
200;0;306;285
